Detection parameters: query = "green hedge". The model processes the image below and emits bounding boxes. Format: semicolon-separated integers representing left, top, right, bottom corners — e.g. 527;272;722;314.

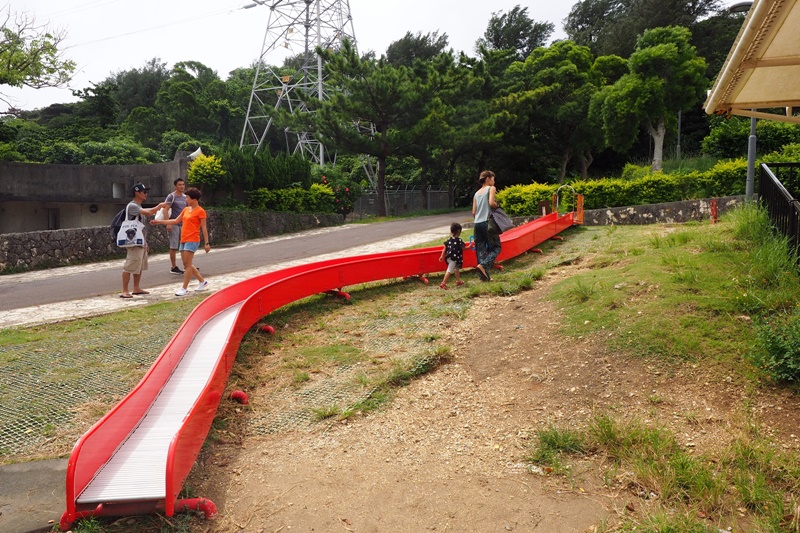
497;159;750;216
247;184;336;213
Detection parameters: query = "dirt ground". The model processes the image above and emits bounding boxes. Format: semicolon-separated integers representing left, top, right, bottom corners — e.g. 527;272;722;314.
186;267;800;533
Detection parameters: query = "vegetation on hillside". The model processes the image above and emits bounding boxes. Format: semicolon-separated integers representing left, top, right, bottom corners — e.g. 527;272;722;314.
3;1;789;214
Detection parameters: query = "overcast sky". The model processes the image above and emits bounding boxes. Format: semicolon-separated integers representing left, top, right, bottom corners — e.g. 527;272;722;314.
4;0;575;111
6;0;743;112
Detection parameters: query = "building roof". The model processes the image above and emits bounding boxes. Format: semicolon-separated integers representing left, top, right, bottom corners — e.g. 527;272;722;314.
704;0;800;124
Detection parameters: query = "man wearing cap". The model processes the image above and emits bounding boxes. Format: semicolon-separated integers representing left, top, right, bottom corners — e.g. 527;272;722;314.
120;183;168;299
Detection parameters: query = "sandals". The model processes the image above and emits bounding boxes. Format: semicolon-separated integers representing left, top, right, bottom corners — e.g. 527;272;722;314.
439;282;448;290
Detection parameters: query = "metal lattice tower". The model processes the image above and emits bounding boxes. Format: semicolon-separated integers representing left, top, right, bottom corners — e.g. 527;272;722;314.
240;0;357;165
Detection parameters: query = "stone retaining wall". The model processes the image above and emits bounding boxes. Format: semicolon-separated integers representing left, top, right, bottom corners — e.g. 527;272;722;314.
582;196;745;225
0;211;343;273
0;196;747;273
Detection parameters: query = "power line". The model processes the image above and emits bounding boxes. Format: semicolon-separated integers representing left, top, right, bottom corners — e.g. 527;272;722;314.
74;7;235;48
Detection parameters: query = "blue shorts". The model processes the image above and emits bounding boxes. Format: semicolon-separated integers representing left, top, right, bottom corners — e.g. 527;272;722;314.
179;241;200;253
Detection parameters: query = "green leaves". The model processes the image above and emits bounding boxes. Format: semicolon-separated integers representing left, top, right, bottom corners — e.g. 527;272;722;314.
0;9;75;91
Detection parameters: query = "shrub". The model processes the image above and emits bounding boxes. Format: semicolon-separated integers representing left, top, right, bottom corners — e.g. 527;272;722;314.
159;130;199;160
751;311;800;383
308;183;336;212
498;157;751;216
497;183;557;217
248;187;332;213
320;174;361;218
188;154;226;189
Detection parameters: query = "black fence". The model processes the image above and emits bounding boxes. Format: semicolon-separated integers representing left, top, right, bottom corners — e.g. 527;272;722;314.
349;187;450;220
759;163;800;256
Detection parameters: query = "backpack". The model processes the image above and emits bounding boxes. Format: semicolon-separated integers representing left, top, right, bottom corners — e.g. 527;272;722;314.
110;205;128;242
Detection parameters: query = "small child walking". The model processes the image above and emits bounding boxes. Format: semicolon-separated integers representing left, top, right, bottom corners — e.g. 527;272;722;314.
439;222;467;290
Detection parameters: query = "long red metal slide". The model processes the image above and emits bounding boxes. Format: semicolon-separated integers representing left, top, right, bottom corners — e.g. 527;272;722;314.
60;211;577;529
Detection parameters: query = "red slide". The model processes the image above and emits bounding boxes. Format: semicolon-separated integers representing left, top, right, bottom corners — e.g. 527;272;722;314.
60;211;577;530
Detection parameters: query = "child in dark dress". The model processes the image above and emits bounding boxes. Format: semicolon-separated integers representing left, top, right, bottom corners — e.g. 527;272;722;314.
438;222;467;290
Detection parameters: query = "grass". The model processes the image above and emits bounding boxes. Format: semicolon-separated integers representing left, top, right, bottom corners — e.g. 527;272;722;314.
527;204;800;532
12;203;800;532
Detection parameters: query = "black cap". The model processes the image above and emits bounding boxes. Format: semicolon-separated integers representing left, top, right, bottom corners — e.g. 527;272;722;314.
131;183;151;194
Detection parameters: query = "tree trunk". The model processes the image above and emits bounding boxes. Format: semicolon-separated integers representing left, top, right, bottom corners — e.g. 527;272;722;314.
648;118;666;172
559;147;572;184
579;151;593;180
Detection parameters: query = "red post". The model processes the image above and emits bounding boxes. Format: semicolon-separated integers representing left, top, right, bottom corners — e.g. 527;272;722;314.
710;199;718;224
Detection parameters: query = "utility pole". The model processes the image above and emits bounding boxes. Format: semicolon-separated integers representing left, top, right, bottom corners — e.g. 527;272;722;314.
240;0;357;165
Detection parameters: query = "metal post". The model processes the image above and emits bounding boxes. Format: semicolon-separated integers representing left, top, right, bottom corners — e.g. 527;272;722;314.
676;110;681;161
746;116;756;201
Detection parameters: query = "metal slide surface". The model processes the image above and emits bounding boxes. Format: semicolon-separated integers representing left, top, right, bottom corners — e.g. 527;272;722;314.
61;212;575;528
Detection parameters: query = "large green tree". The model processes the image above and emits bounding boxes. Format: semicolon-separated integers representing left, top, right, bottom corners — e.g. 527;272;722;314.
301;40;450;216
565;0;722;58
499;41;627;182
386;31;450;68
102;58;170;123
590;26;707;171
476;5;554;61
0;6;75;107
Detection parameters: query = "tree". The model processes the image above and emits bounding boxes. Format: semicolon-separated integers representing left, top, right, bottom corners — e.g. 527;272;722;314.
386;31;450;67
475;5;554;61
591;26;707;171
104;58;169;123
498;41;621;182
0;5;75;106
298;40;449;216
565;0;722;58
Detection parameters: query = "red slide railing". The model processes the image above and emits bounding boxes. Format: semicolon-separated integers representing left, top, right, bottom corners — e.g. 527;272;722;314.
61;211;576;529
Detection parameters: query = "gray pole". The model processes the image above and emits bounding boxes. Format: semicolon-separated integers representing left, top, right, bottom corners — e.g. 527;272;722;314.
676;110;681;161
746;116;756;201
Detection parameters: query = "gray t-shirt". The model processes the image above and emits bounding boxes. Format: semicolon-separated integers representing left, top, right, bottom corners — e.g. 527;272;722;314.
166;192;187;220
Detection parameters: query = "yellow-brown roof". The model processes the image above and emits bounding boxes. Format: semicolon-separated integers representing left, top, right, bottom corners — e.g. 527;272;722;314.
705;0;800;124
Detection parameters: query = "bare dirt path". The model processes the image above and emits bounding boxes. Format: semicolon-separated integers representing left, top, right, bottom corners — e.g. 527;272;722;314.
182;261;800;533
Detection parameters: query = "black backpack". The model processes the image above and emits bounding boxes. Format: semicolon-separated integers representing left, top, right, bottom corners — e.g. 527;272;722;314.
110;205;128;242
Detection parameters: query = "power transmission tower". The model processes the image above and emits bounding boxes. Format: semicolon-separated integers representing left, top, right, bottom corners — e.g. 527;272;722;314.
240;0;357;165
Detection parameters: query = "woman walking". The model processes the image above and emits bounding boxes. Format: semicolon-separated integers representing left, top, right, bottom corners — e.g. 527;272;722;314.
471;170;501;281
150;187;210;296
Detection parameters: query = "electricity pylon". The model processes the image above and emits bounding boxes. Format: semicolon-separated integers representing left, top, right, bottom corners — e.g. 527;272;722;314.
239;0;357;165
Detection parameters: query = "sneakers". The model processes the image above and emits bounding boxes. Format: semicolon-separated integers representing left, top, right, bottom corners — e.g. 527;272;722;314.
170;266;184;275
195;280;209;292
175;287;189;296
439;282;448;290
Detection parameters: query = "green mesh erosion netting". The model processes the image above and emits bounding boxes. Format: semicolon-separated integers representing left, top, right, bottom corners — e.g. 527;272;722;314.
247;300;467;435
0;298;468;459
0;334;172;458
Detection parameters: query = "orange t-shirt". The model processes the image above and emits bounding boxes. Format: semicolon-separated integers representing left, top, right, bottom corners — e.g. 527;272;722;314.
179;206;207;243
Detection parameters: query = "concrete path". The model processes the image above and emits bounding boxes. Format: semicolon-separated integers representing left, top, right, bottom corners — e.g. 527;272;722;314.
0;213;470;329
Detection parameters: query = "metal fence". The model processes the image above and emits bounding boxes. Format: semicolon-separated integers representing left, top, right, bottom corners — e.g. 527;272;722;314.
759;163;800;257
349;187;450;220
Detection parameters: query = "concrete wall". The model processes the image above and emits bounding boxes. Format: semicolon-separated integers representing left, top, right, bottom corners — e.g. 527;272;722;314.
0;210;343;273
582;196;744;225
0;195;746;273
0;159;187;234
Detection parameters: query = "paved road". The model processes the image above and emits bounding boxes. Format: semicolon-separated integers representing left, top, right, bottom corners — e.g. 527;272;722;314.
0;212;471;312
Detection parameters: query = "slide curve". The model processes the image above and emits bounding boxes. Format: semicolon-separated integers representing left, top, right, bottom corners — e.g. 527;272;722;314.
60;211;576;529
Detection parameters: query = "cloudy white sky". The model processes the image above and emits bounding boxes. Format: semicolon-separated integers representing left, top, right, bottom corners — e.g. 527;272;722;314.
4;0;574;111
6;0;744;112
